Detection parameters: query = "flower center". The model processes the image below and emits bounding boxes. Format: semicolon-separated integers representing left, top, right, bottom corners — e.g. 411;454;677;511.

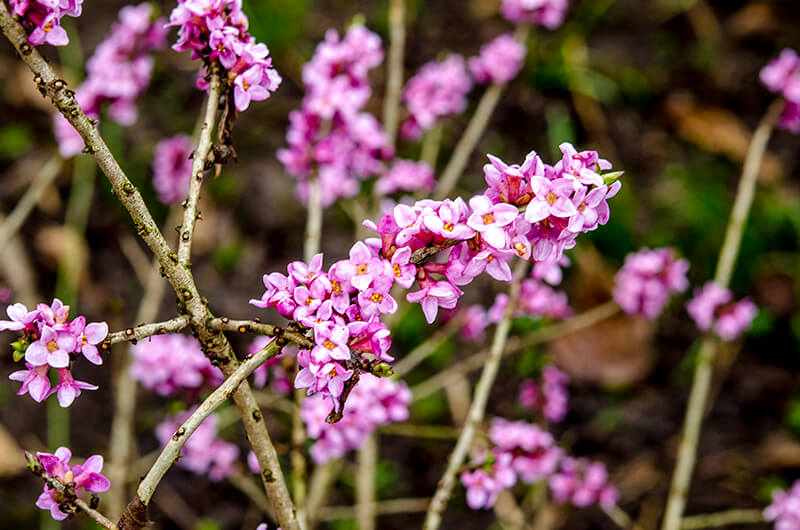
43;21;53;32
356;264;368;275
323;340;336;350
393;264;402;277
305;297;313;306
331;280;341;293
242;80;250;91
546;192;557;205
329;367;337;377
443;222;454;231
370;293;383;303
47;340;58;352
487;254;494;262
514;242;527;256
482;213;495;225
577;202;586;212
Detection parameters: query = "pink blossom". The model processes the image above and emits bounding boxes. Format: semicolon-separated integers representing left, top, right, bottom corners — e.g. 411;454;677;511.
311;323;351;363
686;282;757;340
25;326;72;368
10;0;83;47
613;247;690;319
760;48;800;133
130;334;223;396
424;199;476;241
549;457;618;509
714;299;758;341
525;176;577;223
155;410;239;481
518;366;569;422
0;302;40;333
9;363;52;403
68;316;108;366
501;0;568;28
375;160;435;195
460;305;488;341
357;273;398;318
249;337;292;393
686;282;732;331
35;447;109;521
469;33;526;84
764;480;800;530
407;281;462;323
51;368;98;408
461;469;503;509
467;195;519;249
152;135;193;204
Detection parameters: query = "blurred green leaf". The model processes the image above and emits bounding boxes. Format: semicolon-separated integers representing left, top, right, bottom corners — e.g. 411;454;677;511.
0;124;33;159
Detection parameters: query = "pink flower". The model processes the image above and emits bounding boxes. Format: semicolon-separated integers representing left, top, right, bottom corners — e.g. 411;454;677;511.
357;273;398;318
234;63;278;111
525;176;577;223
69;316;108;365
549;457;618;509
130;334;223;396
714;299;758;341
460;305;488;341
468;33;526;84
9;363;52;403
467;195;519;249
760;48;800;134
52;368;98;407
25;326;73;368
388;246;417;289
613;247;690;319
35;447;109;521
152;134;193;204
518;366;569;422
764;480;800;530
375;160;435;195
407;281;462;323
423;199;476;241
501;0;568;28
687;282;732;331
0;302;40;332
10;0;83;47
311;323;350;363
461;469;503;509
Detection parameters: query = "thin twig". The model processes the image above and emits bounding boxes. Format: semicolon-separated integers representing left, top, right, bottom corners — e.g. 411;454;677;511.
320;497;431;521
41;473;118;529
679;509;764;529
422;260;528;530
104;316;190;345
0;154;61;252
177;75;221;266
306;460;342;528
228;468;277;520
208;317;313;349
604;504;644;530
411;301;620;402
382;0;405;146
356;434;378;530
0;9;299;527
378;423;461;439
420;123;443;172
433;26;529;200
136;339;283;504
660;100;782;530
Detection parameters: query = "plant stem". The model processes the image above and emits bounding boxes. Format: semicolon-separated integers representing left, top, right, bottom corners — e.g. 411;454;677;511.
420;123;443;171
382;0;405;147
660;100;782;530
208;317;313;348
105;315;190;345
136;339;283;504
40;473;118;529
320;497;431;521
306;460;342;528
422;260;528;530
177;75;221;266
679;509;764;529
356;434;378;530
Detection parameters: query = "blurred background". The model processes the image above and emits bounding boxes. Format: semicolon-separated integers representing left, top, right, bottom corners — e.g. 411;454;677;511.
0;0;799;528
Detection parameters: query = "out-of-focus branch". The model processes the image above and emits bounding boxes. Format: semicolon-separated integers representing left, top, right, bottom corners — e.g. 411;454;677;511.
177;75;221;266
0;154;61;252
660;100;782;530
356;434;378;530
392;312;464;377
104;316;190;345
679;509;764;529
382;0;405;146
422;260;528;530
320;497;431;521
306;460;342;528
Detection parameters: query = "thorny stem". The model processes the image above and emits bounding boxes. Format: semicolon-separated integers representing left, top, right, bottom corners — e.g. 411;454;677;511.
40;473;118;529
422;259;528;530
679;509;764;529
136;339;283;504
104;316;190;345
0;7;300;529
177;74;221;266
0;154;61;252
411;300;620;402
660;100;782;530
382;0;405;146
433;26;529;201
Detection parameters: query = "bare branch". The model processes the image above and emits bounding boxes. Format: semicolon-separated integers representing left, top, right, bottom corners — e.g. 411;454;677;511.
382;0;406;146
208;317;313;349
104;316;190;345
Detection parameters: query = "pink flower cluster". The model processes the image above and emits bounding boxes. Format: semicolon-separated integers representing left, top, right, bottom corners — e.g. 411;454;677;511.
686;282;758;341
760;49;800;133
764;480;800;530
168;0;281;111
461;418;562;509
152;134;194;205
278;25;393;207
4;299;107;407
9;0;82;46
248;336;292;394
54;3;167;157
500;0;568;29
519;365;569;422
130;334;223;396
34;447;110;521
301;374;411;464
155;410;239;481
400;54;473;140
375;160;435;196
549;457;618;509
613;247;690;319
468;33;527;85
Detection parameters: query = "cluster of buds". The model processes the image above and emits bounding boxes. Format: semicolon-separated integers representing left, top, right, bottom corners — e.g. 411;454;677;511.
152;134;194;204
613;247;690;319
519;365;570;423
760;48;800;133
500;0;568;29
686;282;757;341
278;24;392;207
130;334;223;396
400;54;473;140
168;0;281;112
468;33;527;85
461;418;617;510
9;0;82;46
301;374;411;463
155;410;239;481
3;299;107;407
54;3;167;157
27;447;110;521
764;480;800;530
